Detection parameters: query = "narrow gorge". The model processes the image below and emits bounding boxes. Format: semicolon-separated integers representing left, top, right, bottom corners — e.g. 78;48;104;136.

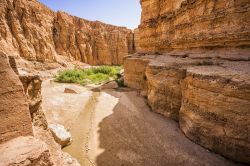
0;0;249;166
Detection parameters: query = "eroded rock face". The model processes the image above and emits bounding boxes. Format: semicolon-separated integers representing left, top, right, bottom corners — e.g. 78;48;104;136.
0;0;134;65
0;136;53;166
138;0;250;58
146;61;186;121
0;53;33;143
128;0;250;163
180;64;250;163
124;55;152;90
124;55;250;163
19;73;48;129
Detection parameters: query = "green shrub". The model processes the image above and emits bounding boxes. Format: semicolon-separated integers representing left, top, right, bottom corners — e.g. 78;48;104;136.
55;66;122;85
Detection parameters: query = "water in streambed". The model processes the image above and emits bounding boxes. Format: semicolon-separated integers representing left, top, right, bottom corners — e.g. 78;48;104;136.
42;80;238;166
42;80;119;165
63;91;100;165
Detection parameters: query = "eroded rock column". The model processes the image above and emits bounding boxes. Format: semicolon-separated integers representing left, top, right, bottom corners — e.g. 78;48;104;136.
0;53;33;143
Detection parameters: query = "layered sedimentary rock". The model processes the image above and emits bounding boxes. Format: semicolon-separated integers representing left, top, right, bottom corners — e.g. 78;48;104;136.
0;0;134;65
125;0;250;163
124;55;152;90
180;63;250;163
124;54;250;163
134;28;142;53
0;52;33;143
138;0;250;57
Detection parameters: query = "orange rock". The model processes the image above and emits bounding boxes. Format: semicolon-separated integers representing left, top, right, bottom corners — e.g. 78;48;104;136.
0;0;134;65
137;0;250;58
0;136;53;166
0;53;33;144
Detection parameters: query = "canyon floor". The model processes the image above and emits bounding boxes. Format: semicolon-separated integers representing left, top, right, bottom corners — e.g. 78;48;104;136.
42;79;241;166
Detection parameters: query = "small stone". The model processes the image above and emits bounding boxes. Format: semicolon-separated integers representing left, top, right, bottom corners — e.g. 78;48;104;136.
66;158;73;164
64;88;77;94
101;81;119;89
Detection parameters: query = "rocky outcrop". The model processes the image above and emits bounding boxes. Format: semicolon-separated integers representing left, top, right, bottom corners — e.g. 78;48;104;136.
0;136;53;166
180;63;250;163
19;73;48;129
126;0;250;163
124;54;250;164
0;52;80;165
138;0;250;58
0;0;134;65
124;55;152;90
0;52;33;143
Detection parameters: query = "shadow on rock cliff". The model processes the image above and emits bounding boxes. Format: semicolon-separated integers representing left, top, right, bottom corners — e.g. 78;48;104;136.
95;89;239;166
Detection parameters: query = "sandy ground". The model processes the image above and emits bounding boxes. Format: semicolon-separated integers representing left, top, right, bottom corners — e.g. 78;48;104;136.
42;80;241;166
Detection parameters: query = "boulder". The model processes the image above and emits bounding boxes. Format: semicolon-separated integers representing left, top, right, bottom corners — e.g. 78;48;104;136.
49;124;72;147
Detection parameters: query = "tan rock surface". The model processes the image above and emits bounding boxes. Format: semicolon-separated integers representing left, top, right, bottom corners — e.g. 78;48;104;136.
124;55;153;90
124;54;250;163
0;53;33;144
180;62;250;163
127;0;250;163
19;73;48;129
138;0;250;58
0;0;134;65
0;136;53;166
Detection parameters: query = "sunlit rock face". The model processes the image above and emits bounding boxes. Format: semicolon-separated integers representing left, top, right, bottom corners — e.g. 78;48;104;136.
124;0;250;164
0;0;134;65
0;53;33;144
138;0;250;56
124;54;250;164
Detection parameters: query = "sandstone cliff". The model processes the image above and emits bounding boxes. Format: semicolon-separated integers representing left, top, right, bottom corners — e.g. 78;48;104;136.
0;0;134;65
124;54;250;164
0;52;33;143
0;52;80;165
138;0;250;58
124;0;250;164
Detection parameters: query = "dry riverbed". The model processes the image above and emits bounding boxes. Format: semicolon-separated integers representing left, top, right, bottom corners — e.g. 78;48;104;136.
42;80;241;166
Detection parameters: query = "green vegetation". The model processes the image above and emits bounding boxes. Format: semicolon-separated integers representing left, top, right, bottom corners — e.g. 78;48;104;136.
55;66;123;85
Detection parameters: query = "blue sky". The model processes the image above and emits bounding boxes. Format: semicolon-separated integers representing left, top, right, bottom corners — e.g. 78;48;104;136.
38;0;141;29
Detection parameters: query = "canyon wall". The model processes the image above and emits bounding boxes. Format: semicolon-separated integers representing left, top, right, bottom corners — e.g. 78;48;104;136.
0;0;134;65
125;0;250;164
124;54;250;164
0;52;33;143
138;0;250;58
0;53;80;165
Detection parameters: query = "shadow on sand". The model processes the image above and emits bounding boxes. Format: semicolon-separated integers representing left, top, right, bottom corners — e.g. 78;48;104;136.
94;88;239;166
